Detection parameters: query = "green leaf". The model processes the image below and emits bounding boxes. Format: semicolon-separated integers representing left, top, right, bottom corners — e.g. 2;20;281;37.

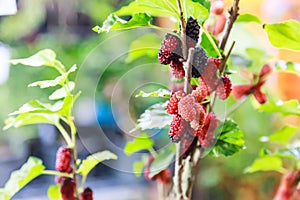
212;119;245;157
126;33;161;63
3;157;45;199
269;126;298;145
191;0;211;11
236;13;261;23
77;151;117;176
4;113;60;130
258;99;300;116
149;144;175;178
10;49;57;67
135;88;171;98
114;0;178;18
49;82;75;100
133;154;149;177
47;185;61;200
264;20;300;51
28;64;77;88
93;13;152;33
200;32;219;57
186;0;209;23
136;101;173;130
9;100;62;116
124;132;154;155
245;155;285;173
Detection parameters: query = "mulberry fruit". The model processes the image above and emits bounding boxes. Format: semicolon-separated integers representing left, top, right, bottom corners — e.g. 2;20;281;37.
200;58;220;93
60;178;75;200
56;147;72;172
186;17;200;48
192;47;208;78
192;84;209;103
199;112;219;147
178;95;197;122
79;187;93;200
216;74;232;100
166;93;180;114
158;33;182;64
170;60;185;79
169;114;186;142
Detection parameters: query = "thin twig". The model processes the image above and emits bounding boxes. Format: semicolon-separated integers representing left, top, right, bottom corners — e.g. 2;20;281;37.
176;0;187;60
219;41;235;75
184;48;195;93
219;0;240;51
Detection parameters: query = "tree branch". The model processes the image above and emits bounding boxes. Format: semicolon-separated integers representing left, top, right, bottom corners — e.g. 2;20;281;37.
219;0;240;51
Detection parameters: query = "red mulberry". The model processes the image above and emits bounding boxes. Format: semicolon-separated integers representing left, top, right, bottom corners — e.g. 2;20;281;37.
60;178;75;200
79;187;93;200
166;94;180;114
155;169;171;185
216;74;232;100
56;147;72;172
169;114;186;142
170;60;185;79
199;112;219;147
192;84;209;103
178;95;198;122
158;33;182;64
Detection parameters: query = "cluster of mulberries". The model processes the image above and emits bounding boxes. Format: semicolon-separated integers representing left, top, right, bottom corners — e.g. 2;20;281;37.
144;156;171;185
55;147;93;200
166;87;218;150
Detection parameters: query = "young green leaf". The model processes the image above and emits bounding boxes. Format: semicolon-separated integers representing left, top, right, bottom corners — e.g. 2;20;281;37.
28;64;77;88
124;132;154;155
149;144;175;178
245;155;286;173
126;33;161;63
211;119;245;157
136;101;172;130
2;157;45;199
264;20;300;51
186;0;209;23
47;185;61;200
49;82;75;100
93;13;152;33
114;0;178;18
4;113;60;130
10;49;57;67
269;126;298;145
191;0;211;11
77;151;118;176
258;100;300;116
236;14;261;24
135;88;171;98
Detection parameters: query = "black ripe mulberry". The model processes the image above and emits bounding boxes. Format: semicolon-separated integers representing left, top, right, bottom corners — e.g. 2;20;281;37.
192;47;208;78
186;17;200;48
56;147;72;172
158;33;182;64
